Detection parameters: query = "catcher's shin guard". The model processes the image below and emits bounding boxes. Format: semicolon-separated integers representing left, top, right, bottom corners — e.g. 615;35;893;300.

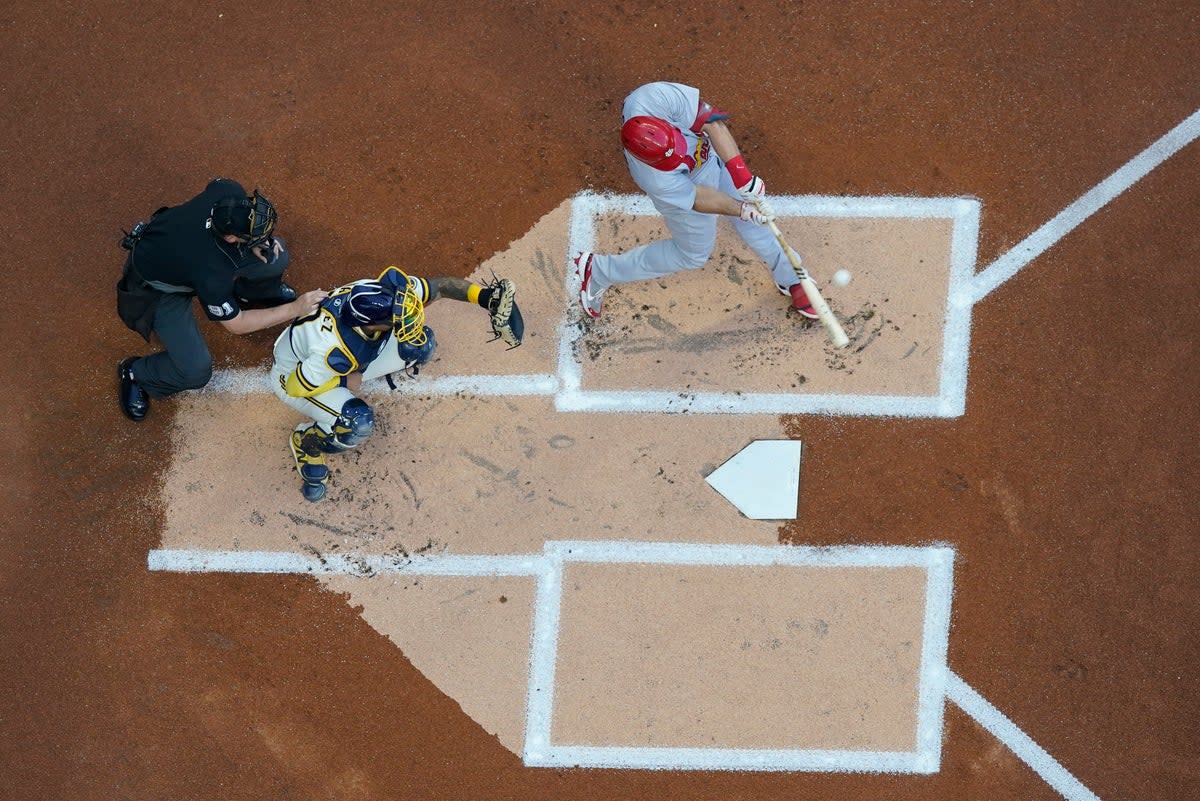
290;424;332;502
330;398;375;450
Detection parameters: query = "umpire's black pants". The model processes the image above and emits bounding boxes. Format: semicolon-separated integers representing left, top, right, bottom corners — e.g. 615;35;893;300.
130;292;215;398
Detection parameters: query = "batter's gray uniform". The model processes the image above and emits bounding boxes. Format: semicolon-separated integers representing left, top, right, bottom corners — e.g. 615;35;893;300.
587;82;797;293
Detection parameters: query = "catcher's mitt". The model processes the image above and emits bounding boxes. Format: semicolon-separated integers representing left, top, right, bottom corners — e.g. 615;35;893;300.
485;277;523;349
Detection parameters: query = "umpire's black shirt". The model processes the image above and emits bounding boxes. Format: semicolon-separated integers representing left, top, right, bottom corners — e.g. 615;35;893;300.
131;178;251;322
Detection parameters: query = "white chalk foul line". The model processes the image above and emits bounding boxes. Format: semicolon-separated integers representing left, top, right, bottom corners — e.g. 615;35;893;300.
971;108;1200;303
946;672;1101;801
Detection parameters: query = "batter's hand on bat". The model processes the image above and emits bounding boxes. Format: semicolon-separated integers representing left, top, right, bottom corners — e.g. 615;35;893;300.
737;175;767;204
739;201;775;225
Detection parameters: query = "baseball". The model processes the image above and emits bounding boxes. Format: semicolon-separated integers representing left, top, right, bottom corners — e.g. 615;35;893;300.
832;269;853;287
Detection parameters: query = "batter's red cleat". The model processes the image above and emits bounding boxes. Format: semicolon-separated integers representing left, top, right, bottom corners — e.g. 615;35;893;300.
575;251;604;318
777;282;819;320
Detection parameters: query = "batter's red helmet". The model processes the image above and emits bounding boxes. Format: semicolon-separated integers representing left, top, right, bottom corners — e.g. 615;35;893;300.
621;116;691;171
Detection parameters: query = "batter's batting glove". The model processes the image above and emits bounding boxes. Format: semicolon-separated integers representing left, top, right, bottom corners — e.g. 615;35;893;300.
739;201;775;225
737;175;767;204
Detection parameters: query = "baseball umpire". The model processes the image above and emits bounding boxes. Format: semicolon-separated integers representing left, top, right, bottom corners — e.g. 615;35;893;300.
574;81;823;320
272;266;522;502
115;178;328;421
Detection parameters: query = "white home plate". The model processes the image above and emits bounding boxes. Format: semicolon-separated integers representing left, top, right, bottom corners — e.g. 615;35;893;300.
705;440;803;520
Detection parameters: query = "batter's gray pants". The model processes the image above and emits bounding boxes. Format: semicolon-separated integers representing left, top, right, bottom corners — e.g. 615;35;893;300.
590;166;799;291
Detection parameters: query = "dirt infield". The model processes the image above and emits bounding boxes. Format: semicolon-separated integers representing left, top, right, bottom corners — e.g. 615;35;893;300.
3;3;1198;801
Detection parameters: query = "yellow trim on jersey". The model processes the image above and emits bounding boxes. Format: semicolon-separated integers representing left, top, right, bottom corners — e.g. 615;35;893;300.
304;394;343;419
286;367;341;398
283;307;361;398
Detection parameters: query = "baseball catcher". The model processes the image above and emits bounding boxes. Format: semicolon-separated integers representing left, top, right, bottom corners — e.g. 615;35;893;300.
271;266;521;501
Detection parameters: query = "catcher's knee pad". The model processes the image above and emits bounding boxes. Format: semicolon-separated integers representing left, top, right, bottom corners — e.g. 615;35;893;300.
331;397;375;449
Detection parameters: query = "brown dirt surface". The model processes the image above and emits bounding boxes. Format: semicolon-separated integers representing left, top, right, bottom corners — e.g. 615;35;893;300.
3;3;1198;801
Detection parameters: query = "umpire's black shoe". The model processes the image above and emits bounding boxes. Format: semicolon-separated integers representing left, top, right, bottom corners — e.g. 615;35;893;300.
275;282;298;302
238;282;298;309
118;357;149;421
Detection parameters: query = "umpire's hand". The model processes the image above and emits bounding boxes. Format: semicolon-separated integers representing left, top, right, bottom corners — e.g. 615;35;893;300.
295;289;328;315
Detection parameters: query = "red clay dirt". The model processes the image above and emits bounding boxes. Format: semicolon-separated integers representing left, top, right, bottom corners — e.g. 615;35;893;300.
3;3;1198;800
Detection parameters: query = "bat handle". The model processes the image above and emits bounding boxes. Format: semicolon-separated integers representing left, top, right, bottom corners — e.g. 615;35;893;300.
766;219;808;279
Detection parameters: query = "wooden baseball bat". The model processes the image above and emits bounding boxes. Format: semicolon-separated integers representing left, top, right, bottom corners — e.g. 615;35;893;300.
765;218;850;348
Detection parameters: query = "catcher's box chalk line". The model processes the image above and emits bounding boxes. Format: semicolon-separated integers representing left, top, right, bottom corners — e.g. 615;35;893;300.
946;673;1102;801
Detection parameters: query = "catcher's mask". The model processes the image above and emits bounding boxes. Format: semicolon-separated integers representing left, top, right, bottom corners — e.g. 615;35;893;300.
209;190;277;248
392;282;428;345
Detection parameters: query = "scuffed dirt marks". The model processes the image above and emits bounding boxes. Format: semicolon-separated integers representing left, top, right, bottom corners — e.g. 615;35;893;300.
823;301;889;373
576;212;955;397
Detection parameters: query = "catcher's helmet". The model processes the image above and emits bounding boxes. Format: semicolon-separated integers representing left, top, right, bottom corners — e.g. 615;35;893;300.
210;190;277;248
621;116;690;170
343;282;394;327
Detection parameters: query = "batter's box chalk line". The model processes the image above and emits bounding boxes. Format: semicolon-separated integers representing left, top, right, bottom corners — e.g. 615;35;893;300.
149;540;1101;797
560;192;980;419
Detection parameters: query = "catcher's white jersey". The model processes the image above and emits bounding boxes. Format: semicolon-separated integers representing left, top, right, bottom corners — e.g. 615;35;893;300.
271;268;429;430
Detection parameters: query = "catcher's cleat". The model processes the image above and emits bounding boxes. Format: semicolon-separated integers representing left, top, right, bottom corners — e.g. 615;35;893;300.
575;251;604;318
118;357;149;421
290;428;330;502
777;282;819;320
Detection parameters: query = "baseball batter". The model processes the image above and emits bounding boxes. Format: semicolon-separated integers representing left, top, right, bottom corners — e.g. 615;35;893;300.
574;81;822;320
272;266;522;502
